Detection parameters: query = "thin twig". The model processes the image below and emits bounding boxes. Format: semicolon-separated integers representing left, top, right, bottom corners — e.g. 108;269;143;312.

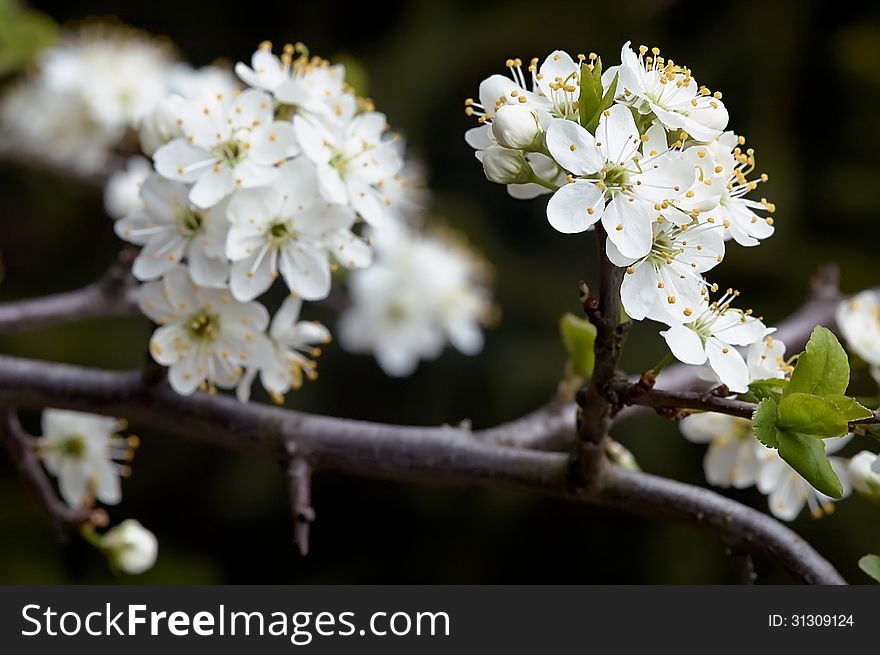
0;408;93;534
287;453;315;556
0;248;139;334
0;354;845;584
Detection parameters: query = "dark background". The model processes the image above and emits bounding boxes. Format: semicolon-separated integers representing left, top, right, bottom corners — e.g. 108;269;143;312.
1;0;879;583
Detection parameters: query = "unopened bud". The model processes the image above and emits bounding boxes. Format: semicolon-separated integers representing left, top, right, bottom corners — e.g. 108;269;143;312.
491;105;543;151
102;519;158;575
481;145;532;185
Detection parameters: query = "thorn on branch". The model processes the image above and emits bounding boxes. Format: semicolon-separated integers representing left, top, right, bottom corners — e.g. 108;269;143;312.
287;452;315;557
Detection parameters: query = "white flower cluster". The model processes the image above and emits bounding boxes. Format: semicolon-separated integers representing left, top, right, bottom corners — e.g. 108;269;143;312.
338;226;495;376
101;39;492;397
0;24;235;176
37;409;157;574
465;42;777;393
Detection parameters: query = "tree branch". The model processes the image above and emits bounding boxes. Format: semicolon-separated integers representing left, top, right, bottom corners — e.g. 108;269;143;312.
0;408;93;534
0;249;139;334
0;354;845;583
287;454;315;556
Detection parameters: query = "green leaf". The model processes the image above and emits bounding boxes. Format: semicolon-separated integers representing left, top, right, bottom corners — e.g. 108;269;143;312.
785;326;850;398
559;313;596;377
777;393;849;438
748;378;788;402
752;398;779;448
577;61;602;127
825;394;873;421
777;431;843;498
0;1;57;76
584;73;618;133
858;554;880;583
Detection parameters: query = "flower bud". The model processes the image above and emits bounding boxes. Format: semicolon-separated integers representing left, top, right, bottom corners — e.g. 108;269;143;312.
102;519;158;574
849;451;880;500
481;145;532;185
491;105;543;151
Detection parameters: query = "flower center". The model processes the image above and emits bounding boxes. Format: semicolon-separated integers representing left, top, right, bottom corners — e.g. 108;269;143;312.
59;435;87;459
601;164;631;191
214;139;247;168
187;311;220;343
647;233;683;264
178;208;205;237
268;220;295;246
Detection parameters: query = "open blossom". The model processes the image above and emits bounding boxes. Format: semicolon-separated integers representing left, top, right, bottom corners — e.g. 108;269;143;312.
104;156;152;219
102;520;158;575
39;409;133;508
680;412;766;488
848;451;880;498
757;436;852;521
293;110;403;228
544;110;694;258
237;296;332;403
115;174;229;287
836;290;880;381
705;132;775;247
235;41;350;121
154;89;298;208
607;219;724;324
660;289;766;392
139;266;272;395
746;333;790;381
339;227;493;376
613;42;728;142
225;159;369;301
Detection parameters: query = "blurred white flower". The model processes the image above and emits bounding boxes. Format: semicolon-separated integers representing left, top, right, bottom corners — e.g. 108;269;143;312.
836;290;880;381
339;227;493;376
40;26;174;132
679;412;765;488
848;450;880;499
746;333;789;381
102;520;158;575
39;409;132;508
104;155;151;219
138;266;272;395
757;436;852;521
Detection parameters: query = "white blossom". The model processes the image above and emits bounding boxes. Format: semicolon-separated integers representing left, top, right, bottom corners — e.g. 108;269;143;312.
104;156;151;219
661;289;766;392
139;266;273;395
746;333;789;381
102;520;158;575
115;174;229;287
225;158;369;301
836;290;880;381
757;436;852;521
680;412;766;488
236;296;332;403
338;227;493;376
293;110;403;228
544;113;694;258
39;409;131;508
848;451;880;497
153;89;298;208
614;42;729;142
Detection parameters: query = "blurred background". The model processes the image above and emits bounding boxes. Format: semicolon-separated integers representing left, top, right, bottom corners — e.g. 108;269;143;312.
1;0;879;583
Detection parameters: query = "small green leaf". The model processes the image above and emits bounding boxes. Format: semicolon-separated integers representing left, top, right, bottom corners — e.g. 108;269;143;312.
777;392;849;438
748;378;788;402
752;398;779;448
777;431;843;498
825;394;873;421
584;73;618;133
559;313;596;377
858;554;880;583
786;326;850;398
577;61;602;127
